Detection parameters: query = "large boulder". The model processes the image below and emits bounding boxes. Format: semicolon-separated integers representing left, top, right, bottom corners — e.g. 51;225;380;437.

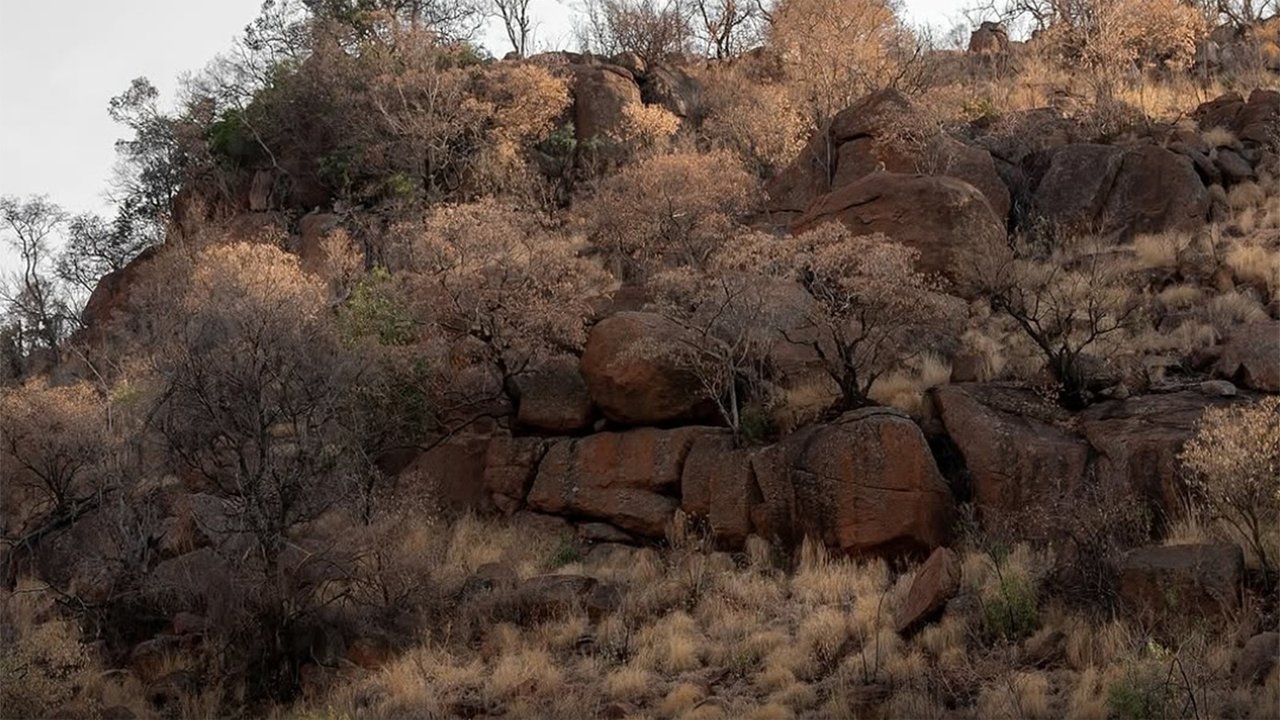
792;173;1007;279
1032;144;1210;239
1214;321;1280;392
398;433;493;512
1118;544;1243;620
515;355;595;433
1195;89;1280;149
767;90;1010;225
526;426;716;537
484;435;550;514
1079;391;1249;520
968;21;1010;56
638;62;700;118
681;432;759;548
580;311;711;426
928;384;1090;513
80;246;161;332
565;62;642;143
756;408;954;557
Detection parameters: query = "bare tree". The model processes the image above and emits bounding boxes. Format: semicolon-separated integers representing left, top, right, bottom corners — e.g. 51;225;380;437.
0;196;76;366
690;0;765;57
960;234;1143;409
577;0;694;59
490;0;534;55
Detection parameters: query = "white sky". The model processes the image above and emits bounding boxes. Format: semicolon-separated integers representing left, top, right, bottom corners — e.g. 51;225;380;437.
0;0;970;248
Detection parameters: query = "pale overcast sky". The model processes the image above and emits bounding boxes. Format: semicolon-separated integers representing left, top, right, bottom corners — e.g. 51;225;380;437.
0;0;969;224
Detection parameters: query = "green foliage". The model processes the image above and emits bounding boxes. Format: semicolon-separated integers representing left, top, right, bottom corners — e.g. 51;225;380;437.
539;122;578;158
982;573;1040;642
319;149;357;198
207;109;264;168
337;268;417;346
1107;660;1173;720
547;536;582;568
739;403;775;444
382;172;420;203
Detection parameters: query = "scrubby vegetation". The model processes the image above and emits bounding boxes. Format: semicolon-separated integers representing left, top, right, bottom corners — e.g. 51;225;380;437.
2;0;1279;717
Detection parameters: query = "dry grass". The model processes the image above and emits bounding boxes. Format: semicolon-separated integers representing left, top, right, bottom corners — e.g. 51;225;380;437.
1132;231;1192;270
1225;242;1280;296
867;352;952;416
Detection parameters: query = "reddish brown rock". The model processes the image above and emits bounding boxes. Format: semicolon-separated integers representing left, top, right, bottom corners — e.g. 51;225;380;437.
1118;544;1243;620
515;355;595;433
1214;321;1280;392
526;426;715;537
1033;144;1209;238
399;433;493;512
1235;632;1280;686
681;432;760;548
895;547;962;635
484;435;549;514
929;384;1089;513
566;63;641;143
580;312;711;426
793;173;1006;280
80;246;161;332
750;408;953;557
1195;89;1280;148
768;89;1010;224
1079;391;1247;520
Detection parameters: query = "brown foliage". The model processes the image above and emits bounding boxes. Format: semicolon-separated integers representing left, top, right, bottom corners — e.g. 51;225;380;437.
578;149;759;277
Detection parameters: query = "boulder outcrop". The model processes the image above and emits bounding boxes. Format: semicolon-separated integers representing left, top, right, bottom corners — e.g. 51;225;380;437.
1031;144;1209;238
580;311;711;426
792;173;1007;279
1214;321;1280;392
1118;543;1243;620
526;426;715;537
928;384;1090;512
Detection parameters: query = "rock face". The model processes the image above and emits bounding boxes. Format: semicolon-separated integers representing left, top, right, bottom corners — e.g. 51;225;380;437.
758;408;954;556
895;547;962;635
516;355;595;433
526;426;714;537
565;62;642;143
1195;89;1280;148
80;246;161;332
1079;391;1245;520
399;434;493;511
484;435;550;514
768;90;1010;226
1118;544;1243;619
1031;144;1209;238
1214;321;1280;392
1235;632;1280;686
793;173;1005;279
580;312;710;426
968;22;1010;56
929;384;1090;512
681;433;759;548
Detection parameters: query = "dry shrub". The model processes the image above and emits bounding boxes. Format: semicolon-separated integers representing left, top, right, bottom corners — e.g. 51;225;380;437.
1203;289;1267;334
634;610;705;674
1201;126;1239;149
489;647;565;698
796;607;850;664
1227;181;1266;211
578;149;757;277
976;671;1052;720
604;664;655;700
1225;241;1280;296
1180;396;1280;573
791;537;888;606
1132;231;1193;270
1157;283;1204;309
699;66;807;177
614;101;682;153
0;582;96;718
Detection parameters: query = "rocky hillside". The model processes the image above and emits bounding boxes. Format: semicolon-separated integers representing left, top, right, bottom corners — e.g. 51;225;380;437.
2;2;1279;718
